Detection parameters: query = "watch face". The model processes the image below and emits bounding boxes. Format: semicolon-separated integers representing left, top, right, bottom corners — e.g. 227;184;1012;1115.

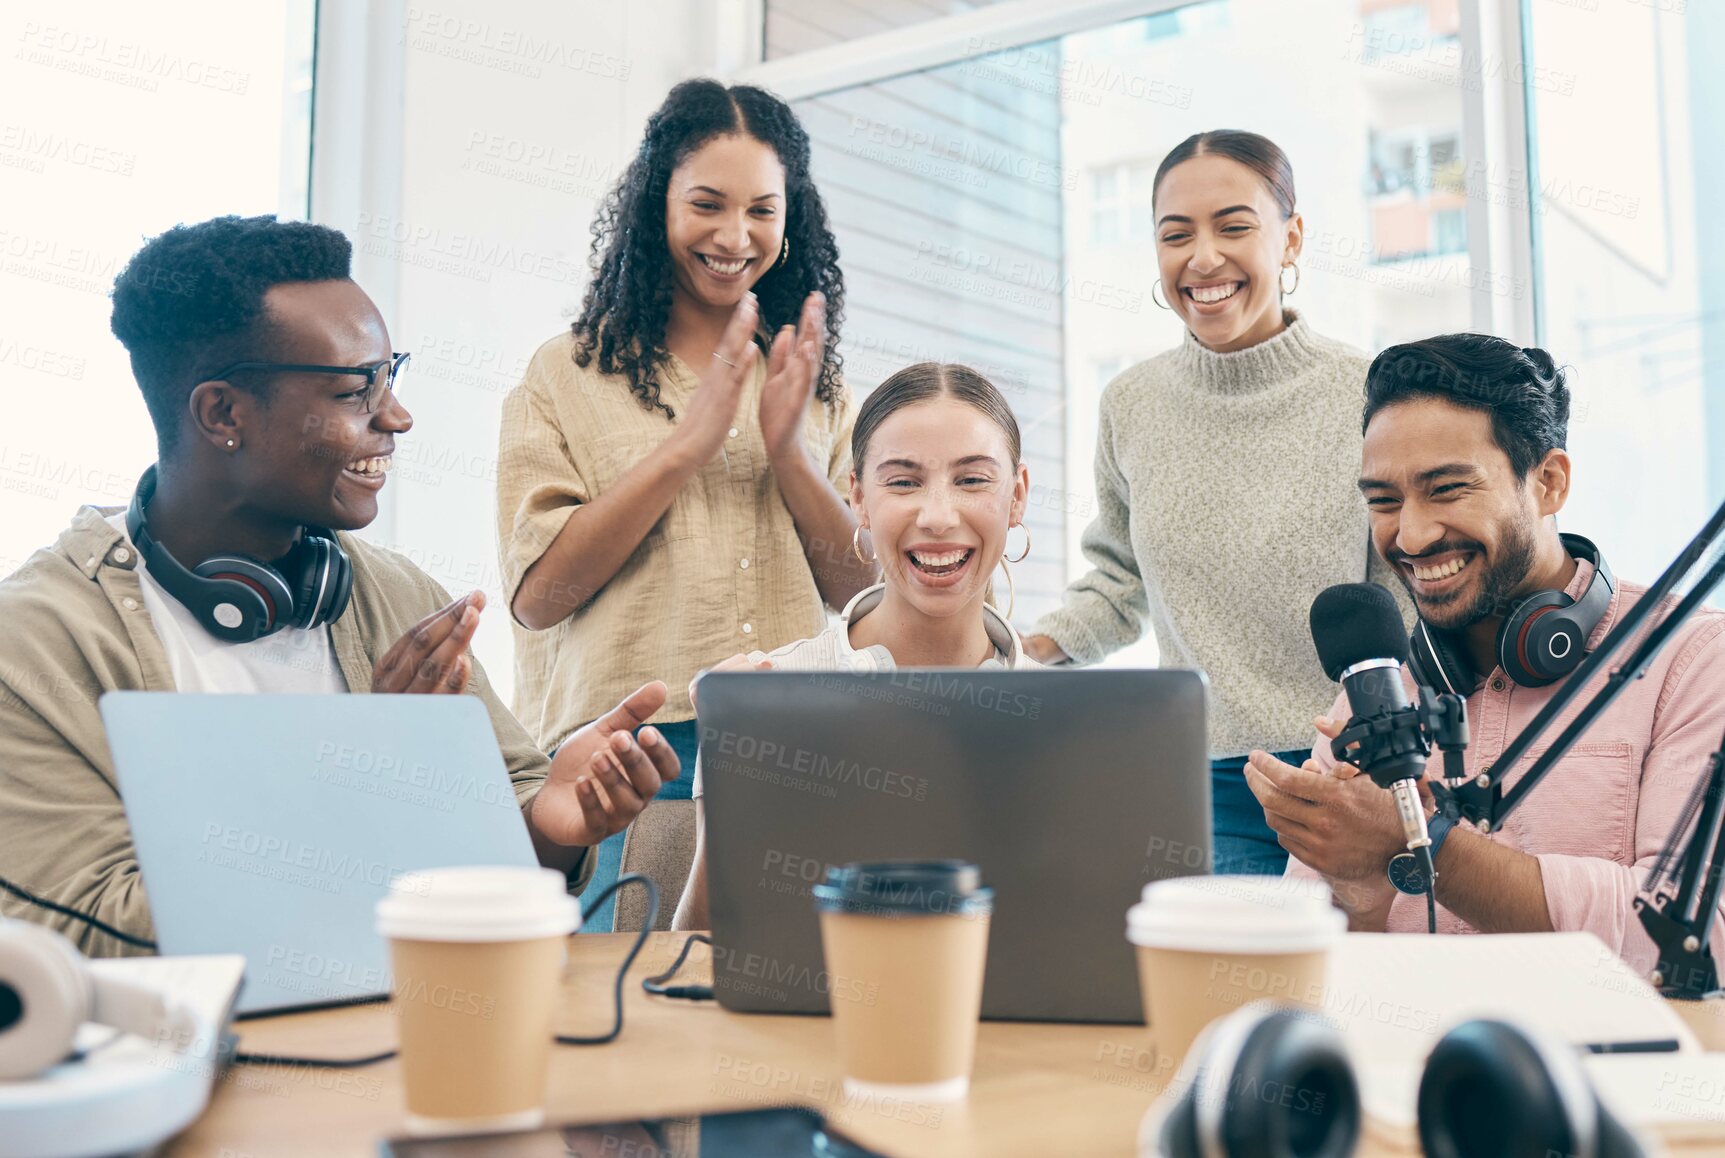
1388;851;1433;895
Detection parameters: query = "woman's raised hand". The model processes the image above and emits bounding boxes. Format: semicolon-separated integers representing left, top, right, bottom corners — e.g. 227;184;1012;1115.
759;291;826;462
675;293;760;465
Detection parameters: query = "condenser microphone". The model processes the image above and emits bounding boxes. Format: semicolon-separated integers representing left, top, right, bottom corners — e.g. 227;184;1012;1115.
1309;584;1435;884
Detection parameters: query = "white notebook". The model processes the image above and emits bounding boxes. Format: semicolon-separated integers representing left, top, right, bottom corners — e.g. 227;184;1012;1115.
1325;932;1710;1152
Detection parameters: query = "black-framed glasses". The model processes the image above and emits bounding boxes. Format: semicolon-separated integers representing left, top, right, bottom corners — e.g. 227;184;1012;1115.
207;351;411;413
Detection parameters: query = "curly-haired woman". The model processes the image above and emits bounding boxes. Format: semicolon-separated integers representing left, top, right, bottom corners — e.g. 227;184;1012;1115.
496;80;875;926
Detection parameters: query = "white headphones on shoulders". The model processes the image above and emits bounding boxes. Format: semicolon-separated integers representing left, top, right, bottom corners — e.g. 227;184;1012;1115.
0;920;193;1081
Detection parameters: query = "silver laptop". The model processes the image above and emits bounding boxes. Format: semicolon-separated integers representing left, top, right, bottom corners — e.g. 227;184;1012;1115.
101;693;539;1014
697;669;1209;1023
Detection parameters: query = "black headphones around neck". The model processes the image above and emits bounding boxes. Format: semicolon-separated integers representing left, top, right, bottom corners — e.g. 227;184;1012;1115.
1408;533;1614;693
125;465;353;643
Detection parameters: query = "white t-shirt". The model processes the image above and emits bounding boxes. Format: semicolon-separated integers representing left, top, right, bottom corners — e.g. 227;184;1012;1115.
690;583;1041;796
106;512;349;695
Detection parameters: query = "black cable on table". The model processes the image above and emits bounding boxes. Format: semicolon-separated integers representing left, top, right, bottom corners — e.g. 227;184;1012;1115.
555;873;659;1045
642;933;714;1001
234;1047;400;1068
236;873;666;1066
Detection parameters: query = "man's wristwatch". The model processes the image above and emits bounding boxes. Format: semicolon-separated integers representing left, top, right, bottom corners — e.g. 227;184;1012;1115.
1387;813;1454;896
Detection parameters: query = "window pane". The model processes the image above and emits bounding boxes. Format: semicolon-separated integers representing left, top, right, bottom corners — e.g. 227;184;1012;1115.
1093;209;1122;247
791;38;1069;619
0;1;316;573
1528;0;1722;576
1060;0;1475;645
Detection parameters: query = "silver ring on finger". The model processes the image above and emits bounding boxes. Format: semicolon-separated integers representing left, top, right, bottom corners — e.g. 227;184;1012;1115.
712;351;737;368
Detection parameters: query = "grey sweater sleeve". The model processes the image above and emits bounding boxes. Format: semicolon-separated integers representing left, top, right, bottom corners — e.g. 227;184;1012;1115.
1033;394;1148;663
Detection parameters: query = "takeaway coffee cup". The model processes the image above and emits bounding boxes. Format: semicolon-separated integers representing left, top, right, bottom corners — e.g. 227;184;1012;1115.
1126;874;1344;1079
376;866;580;1135
814;860;993;1102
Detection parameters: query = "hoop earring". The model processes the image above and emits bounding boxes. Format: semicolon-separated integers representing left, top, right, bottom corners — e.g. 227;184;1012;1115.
1151;281;1172;310
1004;523;1030;564
776;237;790;270
1280;262;1300;296
852;524;876;566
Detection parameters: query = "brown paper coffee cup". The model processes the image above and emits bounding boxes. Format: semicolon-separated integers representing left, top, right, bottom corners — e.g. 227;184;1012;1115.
1126;875;1343;1080
377;866;579;1135
814;861;992;1102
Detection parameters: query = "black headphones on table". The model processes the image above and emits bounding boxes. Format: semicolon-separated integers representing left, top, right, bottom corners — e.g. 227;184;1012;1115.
125;465;353;643
1408;533;1614;693
1145;1005;1644;1158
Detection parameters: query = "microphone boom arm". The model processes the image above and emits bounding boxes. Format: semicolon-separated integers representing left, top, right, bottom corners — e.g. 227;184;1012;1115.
1429;494;1725;834
1417;492;1725;996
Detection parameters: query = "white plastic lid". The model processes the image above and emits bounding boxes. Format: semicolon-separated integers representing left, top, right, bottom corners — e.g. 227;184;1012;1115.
376;866;580;943
1125;874;1345;953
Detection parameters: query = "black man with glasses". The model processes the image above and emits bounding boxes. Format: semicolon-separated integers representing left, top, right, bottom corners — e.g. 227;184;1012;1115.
0;216;684;954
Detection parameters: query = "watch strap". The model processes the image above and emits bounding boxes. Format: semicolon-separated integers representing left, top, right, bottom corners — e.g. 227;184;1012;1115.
1427;812;1455;865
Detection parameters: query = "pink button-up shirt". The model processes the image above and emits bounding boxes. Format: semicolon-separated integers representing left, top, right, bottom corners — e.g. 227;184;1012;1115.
1288;560;1725;973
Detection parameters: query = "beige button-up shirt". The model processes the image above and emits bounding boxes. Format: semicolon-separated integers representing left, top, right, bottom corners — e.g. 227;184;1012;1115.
497;332;856;749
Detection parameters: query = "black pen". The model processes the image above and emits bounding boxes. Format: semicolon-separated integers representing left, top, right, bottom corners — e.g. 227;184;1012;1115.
1583;1039;1681;1054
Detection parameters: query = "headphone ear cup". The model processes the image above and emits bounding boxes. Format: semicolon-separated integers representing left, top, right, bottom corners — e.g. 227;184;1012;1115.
1218;1009;1360;1158
1498;592;1577;688
322;537;353;624
0;922;89;1081
1139;1003;1359;1158
1410;621;1474;695
191;557;294;642
1417;1019;1638;1158
1158;1080;1203;1157
278;532;352;630
283;536;329;630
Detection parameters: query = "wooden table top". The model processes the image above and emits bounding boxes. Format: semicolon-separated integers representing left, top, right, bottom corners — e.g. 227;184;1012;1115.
168;930;1725;1157
172;931;1206;1157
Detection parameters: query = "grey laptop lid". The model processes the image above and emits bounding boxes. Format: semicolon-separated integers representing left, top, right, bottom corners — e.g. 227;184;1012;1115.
698;669;1209;1023
101;693;538;1014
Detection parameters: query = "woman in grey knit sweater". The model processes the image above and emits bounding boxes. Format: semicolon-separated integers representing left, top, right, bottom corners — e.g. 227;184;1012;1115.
1025;130;1406;876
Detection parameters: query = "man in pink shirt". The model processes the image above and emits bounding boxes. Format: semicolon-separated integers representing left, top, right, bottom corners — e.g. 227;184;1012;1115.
1246;334;1725;973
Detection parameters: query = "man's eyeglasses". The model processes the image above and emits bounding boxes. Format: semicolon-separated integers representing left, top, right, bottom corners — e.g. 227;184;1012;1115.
207;352;411;413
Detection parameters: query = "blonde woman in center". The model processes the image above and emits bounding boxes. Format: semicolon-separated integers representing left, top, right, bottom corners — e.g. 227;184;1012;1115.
674;363;1043;930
